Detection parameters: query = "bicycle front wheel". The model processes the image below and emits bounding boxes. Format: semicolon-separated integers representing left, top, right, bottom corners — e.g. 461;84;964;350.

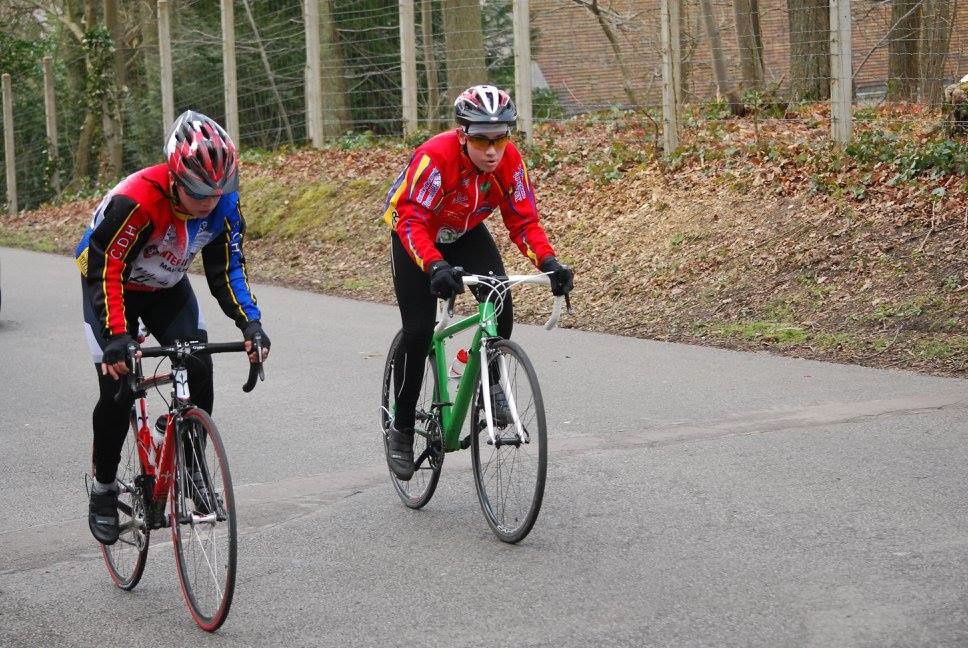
100;414;149;589
470;339;547;544
381;329;444;509
170;407;237;632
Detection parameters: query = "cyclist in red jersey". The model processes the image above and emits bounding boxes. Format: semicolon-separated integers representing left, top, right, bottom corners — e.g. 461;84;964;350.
382;84;573;481
78;111;271;544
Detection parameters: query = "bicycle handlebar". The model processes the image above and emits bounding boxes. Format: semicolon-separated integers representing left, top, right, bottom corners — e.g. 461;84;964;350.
113;334;265;401
440;272;570;330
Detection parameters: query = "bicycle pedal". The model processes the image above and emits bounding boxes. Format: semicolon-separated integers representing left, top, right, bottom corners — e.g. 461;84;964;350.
459;434;472;449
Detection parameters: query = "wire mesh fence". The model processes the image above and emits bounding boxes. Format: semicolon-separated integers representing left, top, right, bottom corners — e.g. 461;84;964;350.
531;0;968;113
2;0;967;213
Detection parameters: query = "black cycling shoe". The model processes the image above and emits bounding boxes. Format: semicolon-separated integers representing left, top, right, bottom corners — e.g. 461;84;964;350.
386;426;415;481
489;384;513;428
88;487;120;545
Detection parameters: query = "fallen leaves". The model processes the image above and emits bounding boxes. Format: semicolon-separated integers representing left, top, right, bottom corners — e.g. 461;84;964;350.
2;108;966;376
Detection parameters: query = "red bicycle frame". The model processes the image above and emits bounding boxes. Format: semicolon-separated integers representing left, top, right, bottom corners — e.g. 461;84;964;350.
131;368;185;504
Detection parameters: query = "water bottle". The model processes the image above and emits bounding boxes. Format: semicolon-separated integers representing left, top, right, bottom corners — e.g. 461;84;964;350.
153;415;168;449
448;348;469;384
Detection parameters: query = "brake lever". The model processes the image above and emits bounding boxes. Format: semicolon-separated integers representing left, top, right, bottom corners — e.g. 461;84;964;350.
112;342;140;402
447;265;466;318
242;334;265;393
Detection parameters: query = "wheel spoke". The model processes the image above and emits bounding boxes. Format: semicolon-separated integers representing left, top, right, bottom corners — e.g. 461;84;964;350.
190;525;224;601
471;340;547;543
100;420;149;590
381;332;443;509
171;409;236;630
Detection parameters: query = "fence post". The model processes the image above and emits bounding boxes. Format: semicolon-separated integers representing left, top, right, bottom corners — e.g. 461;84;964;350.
830;0;852;144
513;0;533;144
221;0;239;144
399;0;418;137
42;56;61;196
158;0;174;132
305;0;323;147
660;0;681;156
2;74;16;215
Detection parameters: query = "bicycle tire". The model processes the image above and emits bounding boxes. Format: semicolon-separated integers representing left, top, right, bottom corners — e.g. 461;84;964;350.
99;414;149;590
470;339;547;544
170;407;237;632
381;329;444;509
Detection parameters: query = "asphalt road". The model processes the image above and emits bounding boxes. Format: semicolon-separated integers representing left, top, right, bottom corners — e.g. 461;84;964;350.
1;246;967;647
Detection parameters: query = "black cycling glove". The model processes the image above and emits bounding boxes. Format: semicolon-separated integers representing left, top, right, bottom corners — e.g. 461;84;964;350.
539;256;574;296
428;261;465;300
242;320;271;350
102;333;137;365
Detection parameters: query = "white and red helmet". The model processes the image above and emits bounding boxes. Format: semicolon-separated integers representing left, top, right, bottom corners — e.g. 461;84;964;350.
164;110;239;197
454;85;517;134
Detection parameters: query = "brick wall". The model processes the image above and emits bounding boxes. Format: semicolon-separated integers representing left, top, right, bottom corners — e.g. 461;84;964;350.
530;0;968;110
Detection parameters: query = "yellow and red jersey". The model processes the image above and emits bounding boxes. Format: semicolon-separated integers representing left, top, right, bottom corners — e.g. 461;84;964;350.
382;129;555;271
75;164;260;339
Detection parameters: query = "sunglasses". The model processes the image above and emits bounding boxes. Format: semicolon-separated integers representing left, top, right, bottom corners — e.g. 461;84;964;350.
464;132;511;151
176;180;217;202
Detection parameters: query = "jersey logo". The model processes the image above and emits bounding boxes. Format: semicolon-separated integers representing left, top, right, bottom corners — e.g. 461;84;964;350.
436;227;459;244
76;248;89;275
513;168;527;202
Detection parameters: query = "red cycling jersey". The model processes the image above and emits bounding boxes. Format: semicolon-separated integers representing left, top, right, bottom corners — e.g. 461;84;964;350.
75;164;260;339
382;129;555;271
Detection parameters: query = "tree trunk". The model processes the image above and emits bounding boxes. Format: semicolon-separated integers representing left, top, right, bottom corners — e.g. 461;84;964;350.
421;0;441;128
734;0;764;90
581;0;638;106
71;112;99;192
241;0;294;146
679;0;695;98
319;0;349;139
138;0;161;144
104;0;125;90
100;0;123;180
442;0;487;102
888;0;922;100
699;0;742;112
919;0;953;106
61;0;88;101
786;0;830;100
67;0;102;190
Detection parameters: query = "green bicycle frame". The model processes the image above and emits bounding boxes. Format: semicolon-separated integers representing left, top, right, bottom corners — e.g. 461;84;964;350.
431;300;499;452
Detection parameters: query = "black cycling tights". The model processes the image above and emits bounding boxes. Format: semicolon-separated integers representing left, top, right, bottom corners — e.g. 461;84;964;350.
86;278;214;484
390;224;512;431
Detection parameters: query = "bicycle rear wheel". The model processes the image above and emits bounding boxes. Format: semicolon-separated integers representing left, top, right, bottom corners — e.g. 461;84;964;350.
100;415;149;590
470;339;547;544
381;329;444;509
170;407;237;632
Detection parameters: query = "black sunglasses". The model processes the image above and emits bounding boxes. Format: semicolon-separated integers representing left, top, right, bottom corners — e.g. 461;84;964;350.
176;180;216;201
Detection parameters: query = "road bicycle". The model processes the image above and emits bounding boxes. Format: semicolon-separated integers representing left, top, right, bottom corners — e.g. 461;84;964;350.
95;335;264;632
381;272;566;543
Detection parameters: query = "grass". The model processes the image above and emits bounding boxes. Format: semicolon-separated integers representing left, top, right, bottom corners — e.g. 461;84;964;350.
3;107;965;377
0;228;60;253
717;320;810;346
243;176;387;241
911;336;968;360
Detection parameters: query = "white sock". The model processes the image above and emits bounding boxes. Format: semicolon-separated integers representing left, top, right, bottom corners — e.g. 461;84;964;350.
92;479;118;494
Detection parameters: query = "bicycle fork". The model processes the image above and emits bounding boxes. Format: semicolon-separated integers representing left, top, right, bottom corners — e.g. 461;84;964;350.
478;345;527;447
